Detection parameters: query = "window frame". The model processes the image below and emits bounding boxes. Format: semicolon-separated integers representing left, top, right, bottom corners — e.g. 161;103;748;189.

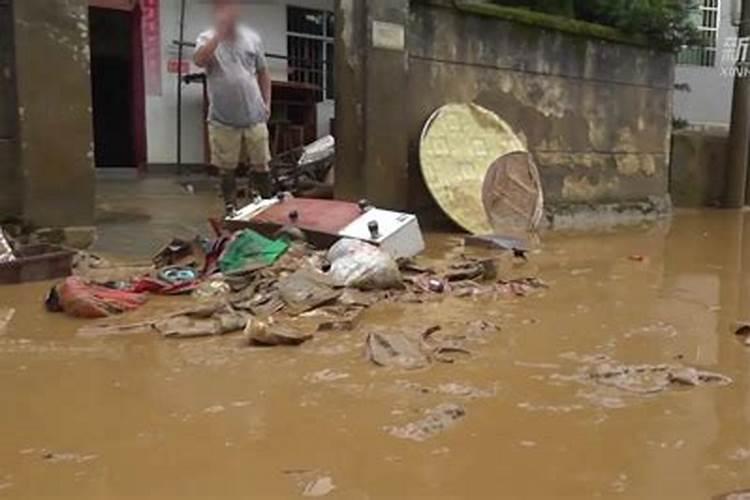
678;0;721;68
287;5;335;101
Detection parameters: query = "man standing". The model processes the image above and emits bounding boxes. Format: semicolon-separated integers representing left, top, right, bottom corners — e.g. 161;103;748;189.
194;2;273;214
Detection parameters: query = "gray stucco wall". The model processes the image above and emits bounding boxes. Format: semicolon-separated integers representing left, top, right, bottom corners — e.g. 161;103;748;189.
11;0;95;227
407;0;675;214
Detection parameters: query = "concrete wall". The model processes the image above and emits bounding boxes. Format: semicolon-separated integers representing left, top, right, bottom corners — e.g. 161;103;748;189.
10;0;95;227
0;0;21;219
670;130;728;208
409;1;674;215
146;0;335;165
673;2;737;128
336;0;675;219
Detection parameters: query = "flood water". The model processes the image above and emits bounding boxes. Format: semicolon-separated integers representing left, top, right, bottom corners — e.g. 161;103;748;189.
2;209;750;499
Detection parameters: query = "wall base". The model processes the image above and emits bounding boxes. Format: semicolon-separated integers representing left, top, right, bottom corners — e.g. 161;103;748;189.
544;196;672;231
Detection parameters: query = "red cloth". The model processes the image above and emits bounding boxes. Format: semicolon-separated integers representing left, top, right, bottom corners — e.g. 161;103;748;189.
128;277;197;296
58;277;148;319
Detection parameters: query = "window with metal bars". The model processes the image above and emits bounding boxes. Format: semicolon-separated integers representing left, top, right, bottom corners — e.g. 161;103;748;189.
287;6;334;101
678;0;720;67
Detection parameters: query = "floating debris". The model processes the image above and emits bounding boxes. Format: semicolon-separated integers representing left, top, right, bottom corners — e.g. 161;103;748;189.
587;362;732;395
387;403;466;442
302;476;336;497
366;332;429;370
0;308;14;335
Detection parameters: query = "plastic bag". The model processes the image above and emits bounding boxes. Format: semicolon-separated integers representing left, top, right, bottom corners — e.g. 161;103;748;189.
219;230;289;274
326;239;403;290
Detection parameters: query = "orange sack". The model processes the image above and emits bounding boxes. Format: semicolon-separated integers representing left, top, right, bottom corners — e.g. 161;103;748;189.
58;277;148;319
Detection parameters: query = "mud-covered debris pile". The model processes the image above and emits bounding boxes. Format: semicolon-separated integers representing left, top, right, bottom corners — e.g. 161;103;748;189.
50;228;542;347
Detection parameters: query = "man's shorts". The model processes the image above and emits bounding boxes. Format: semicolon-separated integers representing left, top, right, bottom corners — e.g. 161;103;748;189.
209;122;271;172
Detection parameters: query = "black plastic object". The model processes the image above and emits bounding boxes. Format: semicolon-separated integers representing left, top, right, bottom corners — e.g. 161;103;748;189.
368;221;380;239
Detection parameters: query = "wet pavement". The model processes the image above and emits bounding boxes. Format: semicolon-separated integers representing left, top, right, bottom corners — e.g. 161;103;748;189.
2;176;750;498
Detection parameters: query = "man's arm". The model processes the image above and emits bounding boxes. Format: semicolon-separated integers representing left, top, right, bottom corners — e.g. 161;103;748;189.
194;33;220;68
257;68;272;118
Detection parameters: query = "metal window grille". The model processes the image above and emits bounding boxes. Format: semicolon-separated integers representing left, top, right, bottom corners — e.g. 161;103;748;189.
678;0;720;67
287;6;334;101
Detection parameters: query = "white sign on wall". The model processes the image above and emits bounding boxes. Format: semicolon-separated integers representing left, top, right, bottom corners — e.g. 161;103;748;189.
372;21;405;51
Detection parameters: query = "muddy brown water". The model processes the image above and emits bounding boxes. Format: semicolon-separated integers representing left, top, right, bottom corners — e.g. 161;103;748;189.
3;210;750;499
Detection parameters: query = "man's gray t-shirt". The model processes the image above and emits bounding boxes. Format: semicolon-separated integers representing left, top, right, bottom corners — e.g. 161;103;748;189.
196;26;268;128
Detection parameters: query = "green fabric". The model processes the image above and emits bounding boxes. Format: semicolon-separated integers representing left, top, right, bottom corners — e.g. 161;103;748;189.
219;230;289;274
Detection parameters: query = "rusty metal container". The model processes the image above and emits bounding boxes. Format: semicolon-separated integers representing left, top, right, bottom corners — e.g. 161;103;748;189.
0;244;75;284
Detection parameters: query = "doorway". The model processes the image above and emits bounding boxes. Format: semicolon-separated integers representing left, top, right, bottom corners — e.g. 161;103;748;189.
89;5;146;169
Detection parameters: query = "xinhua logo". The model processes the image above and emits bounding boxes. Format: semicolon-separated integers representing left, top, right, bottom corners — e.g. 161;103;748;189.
721;36;750;77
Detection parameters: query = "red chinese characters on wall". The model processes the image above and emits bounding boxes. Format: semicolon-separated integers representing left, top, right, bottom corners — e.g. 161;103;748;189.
141;0;161;96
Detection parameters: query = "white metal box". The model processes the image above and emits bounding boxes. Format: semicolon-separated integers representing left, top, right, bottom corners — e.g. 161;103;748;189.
338;208;425;259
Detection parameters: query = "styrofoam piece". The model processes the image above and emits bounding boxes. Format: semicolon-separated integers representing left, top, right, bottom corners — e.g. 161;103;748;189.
228;198;281;222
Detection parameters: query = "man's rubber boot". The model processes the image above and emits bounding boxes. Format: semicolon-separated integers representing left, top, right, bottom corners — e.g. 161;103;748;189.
221;171;237;216
250;171;274;199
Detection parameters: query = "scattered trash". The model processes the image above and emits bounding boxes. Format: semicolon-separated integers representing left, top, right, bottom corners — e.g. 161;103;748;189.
129;271;200;295
327;239;403;290
278;270;341;315
40;450;98;464
396;380;496;399
298;135;335;167
244;317;313;346
77;320;157;338
302;476;336;497
0;308;14;335
316;317;358;332
366;322;491;370
77;302;248;338
72;252;153;283
715;490;750;500
464;235;530;260
366;331;430;370
193;279;233;300
283;467;336;498
413;275;449;294
421;326;472;364
219;229;289;274
0;230;15;264
735;322;750;346
157;265;201;286
53;277;148;318
588;362;732;395
156;303;249;339
153;238;206;268
306;369;350;383
0;244;75;284
444;258;497;283
387;403;466;442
